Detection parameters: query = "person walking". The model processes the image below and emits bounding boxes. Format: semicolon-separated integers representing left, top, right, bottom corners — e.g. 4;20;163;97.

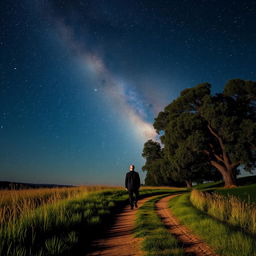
125;164;141;209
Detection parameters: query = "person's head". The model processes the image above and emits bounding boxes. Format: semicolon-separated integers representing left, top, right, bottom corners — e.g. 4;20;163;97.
129;165;135;171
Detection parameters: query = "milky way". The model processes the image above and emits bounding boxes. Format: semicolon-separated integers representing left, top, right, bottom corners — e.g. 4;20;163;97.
0;0;255;185
55;21;157;141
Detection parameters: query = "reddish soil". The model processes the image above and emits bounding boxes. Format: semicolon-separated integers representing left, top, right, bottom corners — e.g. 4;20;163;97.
155;195;219;256
88;195;159;256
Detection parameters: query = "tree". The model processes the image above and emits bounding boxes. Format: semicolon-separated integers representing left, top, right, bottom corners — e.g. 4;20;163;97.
142;140;185;186
142;140;165;185
154;79;256;187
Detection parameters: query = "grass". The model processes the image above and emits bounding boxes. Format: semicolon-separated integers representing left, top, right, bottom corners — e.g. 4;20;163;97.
0;187;179;256
134;194;184;256
193;175;256;192
193;180;223;190
217;183;256;203
191;189;256;234
0;185;118;225
0;189;121;256
169;193;256;256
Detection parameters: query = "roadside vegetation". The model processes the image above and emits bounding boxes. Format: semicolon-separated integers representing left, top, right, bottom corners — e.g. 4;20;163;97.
135;194;184;256
0;186;176;256
169;193;256;256
191;186;256;235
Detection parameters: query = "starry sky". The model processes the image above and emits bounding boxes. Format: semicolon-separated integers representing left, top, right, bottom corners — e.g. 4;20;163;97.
1;0;256;185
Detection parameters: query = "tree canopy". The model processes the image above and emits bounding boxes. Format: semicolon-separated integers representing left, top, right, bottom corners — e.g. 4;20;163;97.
142;79;256;187
142;140;185;186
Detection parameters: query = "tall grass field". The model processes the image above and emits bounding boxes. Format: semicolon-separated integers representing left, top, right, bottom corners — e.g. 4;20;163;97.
0;186;176;256
0;186;118;225
169;193;256;256
190;189;256;234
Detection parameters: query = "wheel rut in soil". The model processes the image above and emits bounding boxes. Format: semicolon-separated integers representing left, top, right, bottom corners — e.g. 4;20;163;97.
87;194;160;256
155;195;219;256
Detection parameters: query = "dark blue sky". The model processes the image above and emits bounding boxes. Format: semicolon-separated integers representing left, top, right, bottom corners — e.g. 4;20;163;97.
1;0;256;185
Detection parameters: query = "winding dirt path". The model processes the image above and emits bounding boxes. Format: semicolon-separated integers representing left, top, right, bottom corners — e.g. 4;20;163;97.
155;195;218;256
87;194;160;256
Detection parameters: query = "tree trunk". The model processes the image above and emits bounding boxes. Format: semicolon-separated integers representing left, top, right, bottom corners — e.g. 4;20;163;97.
223;168;237;187
210;161;237;187
206;124;238;187
185;180;192;188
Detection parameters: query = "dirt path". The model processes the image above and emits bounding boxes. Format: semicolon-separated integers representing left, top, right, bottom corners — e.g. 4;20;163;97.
155;195;218;256
87;194;161;256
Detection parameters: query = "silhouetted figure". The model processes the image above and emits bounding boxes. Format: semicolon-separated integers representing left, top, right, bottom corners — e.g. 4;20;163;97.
125;164;140;209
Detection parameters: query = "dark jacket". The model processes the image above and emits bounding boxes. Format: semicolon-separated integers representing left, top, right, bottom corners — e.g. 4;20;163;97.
125;171;140;191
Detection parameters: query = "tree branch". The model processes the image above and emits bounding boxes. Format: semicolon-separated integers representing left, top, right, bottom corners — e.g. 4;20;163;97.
207;124;231;166
210;160;226;175
207;124;224;149
205;143;225;163
213;153;224;163
231;161;240;169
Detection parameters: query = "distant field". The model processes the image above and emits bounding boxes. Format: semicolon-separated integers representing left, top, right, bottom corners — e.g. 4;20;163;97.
217;183;256;203
0;181;73;190
193;180;223;190
194;175;256;203
194;175;256;201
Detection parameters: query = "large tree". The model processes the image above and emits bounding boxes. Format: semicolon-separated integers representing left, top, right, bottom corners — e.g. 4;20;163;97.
154;79;256;187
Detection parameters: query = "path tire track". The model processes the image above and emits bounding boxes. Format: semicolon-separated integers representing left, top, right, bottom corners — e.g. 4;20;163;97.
87;194;161;256
155;195;219;256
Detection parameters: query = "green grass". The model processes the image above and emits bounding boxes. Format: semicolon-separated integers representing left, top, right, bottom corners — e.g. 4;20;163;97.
217;183;256;203
134;194;184;256
169;193;256;256
190;189;256;234
193;180;223;190
0;188;179;256
193;175;256;192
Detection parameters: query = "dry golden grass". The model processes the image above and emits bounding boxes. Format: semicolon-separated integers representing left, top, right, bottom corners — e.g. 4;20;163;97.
190;189;256;234
0;185;121;226
0;186;176;255
0;185;178;226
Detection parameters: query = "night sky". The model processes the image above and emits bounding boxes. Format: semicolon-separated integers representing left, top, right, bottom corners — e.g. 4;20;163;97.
1;0;256;185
